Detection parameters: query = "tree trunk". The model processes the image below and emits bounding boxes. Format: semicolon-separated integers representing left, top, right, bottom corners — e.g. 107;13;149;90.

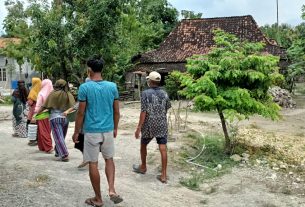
217;107;231;154
19;65;22;80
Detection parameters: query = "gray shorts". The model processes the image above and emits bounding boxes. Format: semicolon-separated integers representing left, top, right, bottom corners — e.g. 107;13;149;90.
83;131;114;162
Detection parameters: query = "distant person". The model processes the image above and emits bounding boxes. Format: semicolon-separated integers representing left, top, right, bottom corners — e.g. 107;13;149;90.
73;56;123;206
34;79;53;153
41;79;75;161
27;77;42;146
133;71;171;183
12;80;29;138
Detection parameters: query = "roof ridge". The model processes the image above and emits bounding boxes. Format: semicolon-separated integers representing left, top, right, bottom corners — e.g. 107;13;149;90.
181;15;253;21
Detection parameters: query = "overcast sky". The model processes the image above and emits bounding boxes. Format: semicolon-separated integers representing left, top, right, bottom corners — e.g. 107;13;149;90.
0;0;304;33
168;0;304;26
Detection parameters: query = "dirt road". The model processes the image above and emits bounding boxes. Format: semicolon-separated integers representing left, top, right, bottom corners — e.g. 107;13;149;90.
1;104;305;207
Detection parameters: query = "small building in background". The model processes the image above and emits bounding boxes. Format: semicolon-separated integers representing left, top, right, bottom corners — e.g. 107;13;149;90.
127;15;287;98
0;38;39;93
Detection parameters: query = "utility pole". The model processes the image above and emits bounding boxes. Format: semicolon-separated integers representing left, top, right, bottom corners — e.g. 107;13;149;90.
276;0;280;44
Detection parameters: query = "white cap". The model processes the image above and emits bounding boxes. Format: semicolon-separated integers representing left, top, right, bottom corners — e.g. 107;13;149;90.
146;71;161;82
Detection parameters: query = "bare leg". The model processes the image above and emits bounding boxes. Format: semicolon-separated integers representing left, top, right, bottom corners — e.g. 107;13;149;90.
105;158;116;195
88;162;103;204
140;144;148;171
159;144;167;180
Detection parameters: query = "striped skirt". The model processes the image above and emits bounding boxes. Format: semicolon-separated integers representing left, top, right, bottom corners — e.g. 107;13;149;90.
50;117;69;158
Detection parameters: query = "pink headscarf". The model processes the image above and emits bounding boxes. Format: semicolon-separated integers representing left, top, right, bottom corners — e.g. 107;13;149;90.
34;79;54;113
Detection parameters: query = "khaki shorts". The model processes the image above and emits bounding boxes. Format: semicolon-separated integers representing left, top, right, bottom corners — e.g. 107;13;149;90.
83;132;114;162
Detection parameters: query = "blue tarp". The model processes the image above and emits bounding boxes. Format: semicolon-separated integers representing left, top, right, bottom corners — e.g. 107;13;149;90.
11;80;18;89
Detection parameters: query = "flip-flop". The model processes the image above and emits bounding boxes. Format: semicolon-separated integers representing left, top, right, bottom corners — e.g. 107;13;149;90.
78;161;89;168
85;198;103;207
46;149;54;154
132;164;146;174
55;157;69;162
156;175;168;184
109;194;123;204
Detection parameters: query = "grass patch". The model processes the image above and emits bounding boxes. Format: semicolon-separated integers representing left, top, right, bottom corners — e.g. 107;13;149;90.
179;133;237;190
0;96;12;105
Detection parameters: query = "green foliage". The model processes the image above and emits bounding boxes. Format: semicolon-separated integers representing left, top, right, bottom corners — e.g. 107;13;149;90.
0;96;13;105
110;0;178;83
260;23;297;48
175;29;283;151
181;10;203;19
285;7;305;92
165;71;185;100
2;0;178;84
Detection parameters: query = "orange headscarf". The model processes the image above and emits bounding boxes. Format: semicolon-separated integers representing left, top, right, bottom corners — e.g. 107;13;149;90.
28;77;42;101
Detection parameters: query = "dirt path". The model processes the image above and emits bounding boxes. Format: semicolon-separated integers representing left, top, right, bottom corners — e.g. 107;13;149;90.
1;104;305;207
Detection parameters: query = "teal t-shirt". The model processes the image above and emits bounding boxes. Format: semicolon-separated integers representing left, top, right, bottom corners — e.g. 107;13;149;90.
78;80;119;133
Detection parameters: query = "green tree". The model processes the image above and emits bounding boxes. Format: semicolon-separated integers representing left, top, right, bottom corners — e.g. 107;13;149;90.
260;23;297;48
174;30;283;153
1;0;31;77
286;6;305;92
2;0;178;84
181;10;203;19
109;0;178;83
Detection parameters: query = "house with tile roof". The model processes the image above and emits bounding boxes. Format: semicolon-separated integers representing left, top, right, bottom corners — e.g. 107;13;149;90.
127;15;288;90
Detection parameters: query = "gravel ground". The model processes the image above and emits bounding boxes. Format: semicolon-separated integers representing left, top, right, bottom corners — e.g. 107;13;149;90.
1;104;305;207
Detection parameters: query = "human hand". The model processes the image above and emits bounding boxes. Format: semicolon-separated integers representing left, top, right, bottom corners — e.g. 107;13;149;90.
113;129;118;138
72;132;79;143
31;118;36;124
62;112;68;117
135;128;141;139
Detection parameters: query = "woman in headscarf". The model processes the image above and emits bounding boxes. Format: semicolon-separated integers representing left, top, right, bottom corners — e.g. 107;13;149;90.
34;79;54;153
27;77;42;146
12;80;29;138
43;79;75;161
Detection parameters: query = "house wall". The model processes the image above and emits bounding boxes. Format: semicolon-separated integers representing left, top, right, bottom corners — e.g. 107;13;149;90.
0;55;39;90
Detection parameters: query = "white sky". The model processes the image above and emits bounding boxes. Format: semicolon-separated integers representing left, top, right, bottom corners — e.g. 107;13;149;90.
168;0;304;26
0;0;304;34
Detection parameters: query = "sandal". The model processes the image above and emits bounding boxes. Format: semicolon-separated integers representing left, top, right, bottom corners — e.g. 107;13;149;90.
156;175;168;184
78;161;89;168
85;198;103;207
132;164;146;174
109;194;123;204
55;156;69;162
46;149;54;154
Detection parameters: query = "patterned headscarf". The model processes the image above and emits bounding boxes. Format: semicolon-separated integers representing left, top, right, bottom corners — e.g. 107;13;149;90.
28;77;41;101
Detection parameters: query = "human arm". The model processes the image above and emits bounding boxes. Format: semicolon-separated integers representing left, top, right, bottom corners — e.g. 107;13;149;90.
63;107;74;116
135;91;147;139
113;100;120;138
72;86;86;143
72;101;86;143
34;95;43;113
27;99;34;106
135;111;146;139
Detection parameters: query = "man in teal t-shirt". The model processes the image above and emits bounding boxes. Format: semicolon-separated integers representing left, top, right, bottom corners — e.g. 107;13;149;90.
73;55;123;206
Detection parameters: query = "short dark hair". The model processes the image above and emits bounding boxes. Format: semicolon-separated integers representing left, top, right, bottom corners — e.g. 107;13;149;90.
149;80;160;86
87;55;105;72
